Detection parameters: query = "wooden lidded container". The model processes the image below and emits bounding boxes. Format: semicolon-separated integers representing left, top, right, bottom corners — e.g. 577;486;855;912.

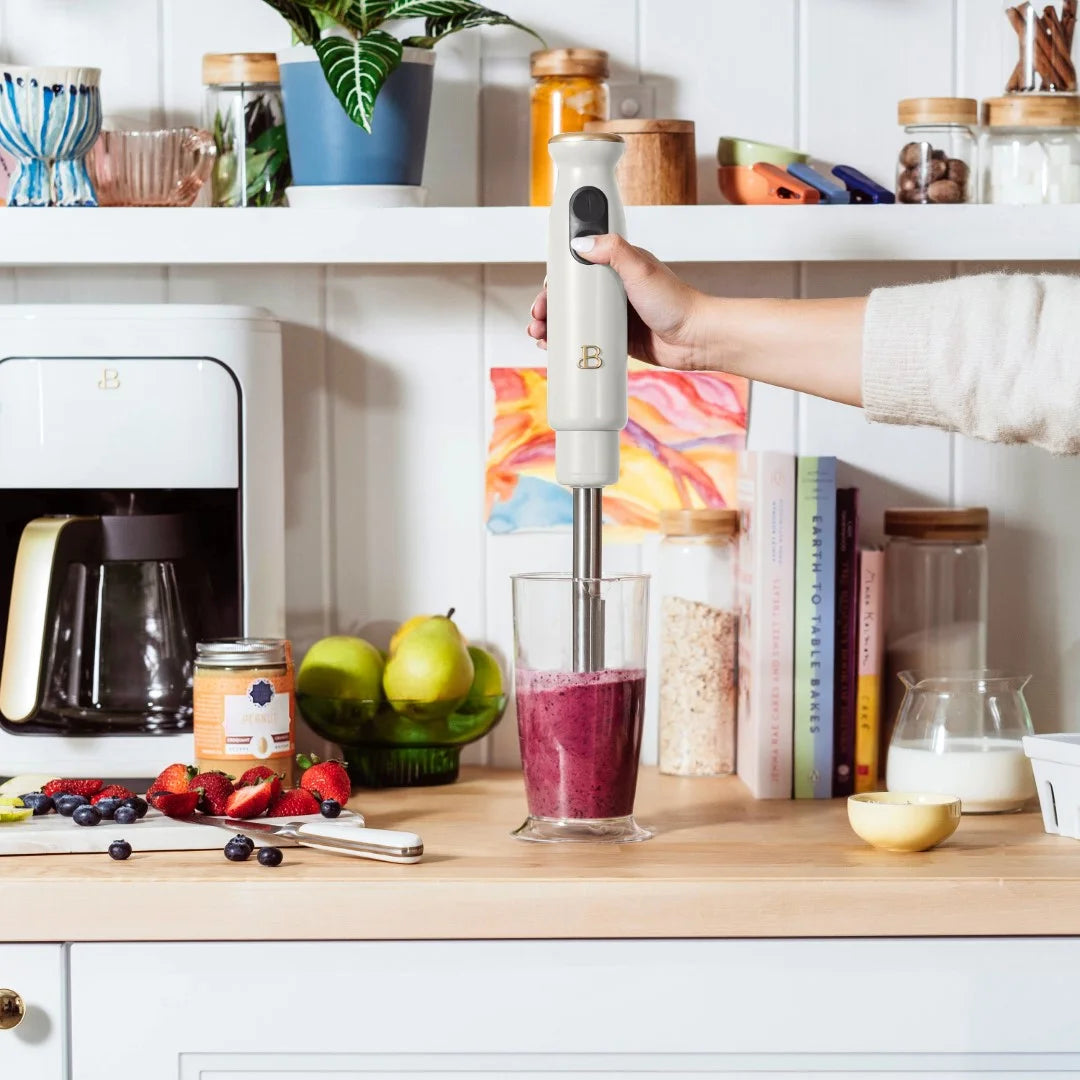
584;118;697;204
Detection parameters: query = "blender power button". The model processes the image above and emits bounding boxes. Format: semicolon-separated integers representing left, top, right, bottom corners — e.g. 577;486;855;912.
569;186;608;263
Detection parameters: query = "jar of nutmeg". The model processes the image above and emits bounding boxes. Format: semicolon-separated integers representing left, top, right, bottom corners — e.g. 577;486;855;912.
896;97;978;204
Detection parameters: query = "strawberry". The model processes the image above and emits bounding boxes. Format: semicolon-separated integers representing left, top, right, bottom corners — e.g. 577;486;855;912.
267;787;320;818
224;779;274;820
147;763;196;798
42;778;103;798
236;765;282;801
188;772;234;816
297;754;351;805
91;785;134;805
153;791;199;818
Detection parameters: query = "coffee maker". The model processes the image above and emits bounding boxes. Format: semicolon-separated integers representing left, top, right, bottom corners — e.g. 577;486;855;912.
0;305;286;779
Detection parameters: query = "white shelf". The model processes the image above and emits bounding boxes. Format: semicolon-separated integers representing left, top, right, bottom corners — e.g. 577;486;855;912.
1;204;1078;265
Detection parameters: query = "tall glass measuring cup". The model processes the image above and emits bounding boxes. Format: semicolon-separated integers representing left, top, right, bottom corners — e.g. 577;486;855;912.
511;572;651;843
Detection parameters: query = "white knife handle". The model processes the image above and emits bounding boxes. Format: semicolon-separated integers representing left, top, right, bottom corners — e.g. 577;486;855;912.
296;821;423;863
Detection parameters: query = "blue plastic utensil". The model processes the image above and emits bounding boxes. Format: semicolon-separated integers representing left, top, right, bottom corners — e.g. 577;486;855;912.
787;163;850;204
832;165;896;204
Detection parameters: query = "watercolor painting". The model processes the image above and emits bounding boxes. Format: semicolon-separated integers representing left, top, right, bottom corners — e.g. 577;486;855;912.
485;365;749;535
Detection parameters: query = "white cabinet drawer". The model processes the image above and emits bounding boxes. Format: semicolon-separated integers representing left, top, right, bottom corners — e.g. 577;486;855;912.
70;940;1080;1079
0;944;66;1079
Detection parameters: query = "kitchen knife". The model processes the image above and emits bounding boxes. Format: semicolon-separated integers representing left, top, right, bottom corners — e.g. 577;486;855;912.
196;817;424;863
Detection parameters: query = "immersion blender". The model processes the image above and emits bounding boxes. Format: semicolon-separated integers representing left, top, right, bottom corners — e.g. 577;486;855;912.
545;132;629;673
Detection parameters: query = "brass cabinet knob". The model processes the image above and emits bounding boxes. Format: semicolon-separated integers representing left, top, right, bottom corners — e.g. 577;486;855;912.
0;988;24;1030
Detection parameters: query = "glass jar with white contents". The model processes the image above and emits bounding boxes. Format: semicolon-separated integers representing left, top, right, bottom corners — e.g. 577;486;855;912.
982;94;1080;203
657;509;739;777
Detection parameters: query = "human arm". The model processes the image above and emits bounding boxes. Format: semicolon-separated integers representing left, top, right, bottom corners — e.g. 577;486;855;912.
528;234;1080;455
527;233;865;405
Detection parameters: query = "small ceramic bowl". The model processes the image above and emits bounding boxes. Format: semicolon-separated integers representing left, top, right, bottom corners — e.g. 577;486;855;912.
717;135;809;168
847;791;961;853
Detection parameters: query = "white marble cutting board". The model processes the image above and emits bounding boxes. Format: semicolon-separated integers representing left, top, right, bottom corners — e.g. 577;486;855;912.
0;807;365;856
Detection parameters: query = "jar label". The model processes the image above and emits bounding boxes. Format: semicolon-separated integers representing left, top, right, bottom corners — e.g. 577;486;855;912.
194;670;294;761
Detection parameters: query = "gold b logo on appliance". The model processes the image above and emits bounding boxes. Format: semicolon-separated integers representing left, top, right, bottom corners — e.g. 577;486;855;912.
578;345;603;369
97;368;120;390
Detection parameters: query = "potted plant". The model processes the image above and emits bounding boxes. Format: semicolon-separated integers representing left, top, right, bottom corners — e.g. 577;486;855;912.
265;1;542;196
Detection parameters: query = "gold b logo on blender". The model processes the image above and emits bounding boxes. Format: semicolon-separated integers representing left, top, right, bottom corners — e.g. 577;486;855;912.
578;345;604;369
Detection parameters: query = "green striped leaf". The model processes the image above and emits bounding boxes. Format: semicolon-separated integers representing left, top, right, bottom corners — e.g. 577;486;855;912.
261;0;321;44
388;0;486;16
297;0;390;34
417;4;543;45
314;30;403;132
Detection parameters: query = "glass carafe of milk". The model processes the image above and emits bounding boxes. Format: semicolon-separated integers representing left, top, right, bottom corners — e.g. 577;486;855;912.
886;671;1036;813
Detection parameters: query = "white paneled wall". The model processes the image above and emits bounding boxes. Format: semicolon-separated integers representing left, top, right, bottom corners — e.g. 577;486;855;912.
0;0;1076;765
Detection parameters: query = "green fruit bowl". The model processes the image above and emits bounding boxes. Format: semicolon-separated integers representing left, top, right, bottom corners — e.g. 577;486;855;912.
296;693;507;788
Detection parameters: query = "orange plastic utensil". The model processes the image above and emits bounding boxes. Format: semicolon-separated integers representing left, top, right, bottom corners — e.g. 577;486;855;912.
717;163;821;205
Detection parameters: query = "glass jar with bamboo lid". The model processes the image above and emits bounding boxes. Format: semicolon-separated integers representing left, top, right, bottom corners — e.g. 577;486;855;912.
656;508;740;777
982;93;1080;203
882;508;989;749
529;48;609;206
895;97;978;204
203;52;290;207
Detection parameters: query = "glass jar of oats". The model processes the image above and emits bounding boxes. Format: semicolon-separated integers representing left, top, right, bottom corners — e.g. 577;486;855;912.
657;509;739;777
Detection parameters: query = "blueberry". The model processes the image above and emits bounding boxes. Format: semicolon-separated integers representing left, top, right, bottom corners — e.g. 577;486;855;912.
73;804;101;826
224;839;250;862
113;805;137;825
108;839;132;861
257;846;283;867
19;792;53;815
232;833;255;854
56;794;88;817
121;796;148;819
320;799;341;819
94;797;122;820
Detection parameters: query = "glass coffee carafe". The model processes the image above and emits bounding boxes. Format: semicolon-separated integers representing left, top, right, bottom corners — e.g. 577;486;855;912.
0;514;204;734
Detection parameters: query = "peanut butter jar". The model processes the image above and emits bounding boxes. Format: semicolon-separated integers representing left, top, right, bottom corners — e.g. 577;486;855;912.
193;639;295;786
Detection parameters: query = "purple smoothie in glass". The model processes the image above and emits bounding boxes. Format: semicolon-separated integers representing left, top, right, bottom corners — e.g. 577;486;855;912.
515;667;646;819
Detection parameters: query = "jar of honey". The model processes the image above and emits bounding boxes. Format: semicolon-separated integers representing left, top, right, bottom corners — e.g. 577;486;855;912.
530;48;610;206
193;639;295;786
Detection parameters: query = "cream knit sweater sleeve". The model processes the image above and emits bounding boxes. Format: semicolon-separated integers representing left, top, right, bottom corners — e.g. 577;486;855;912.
862;273;1080;455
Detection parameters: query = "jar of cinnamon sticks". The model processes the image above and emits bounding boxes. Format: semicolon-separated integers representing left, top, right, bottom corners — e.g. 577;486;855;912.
1005;1;1078;92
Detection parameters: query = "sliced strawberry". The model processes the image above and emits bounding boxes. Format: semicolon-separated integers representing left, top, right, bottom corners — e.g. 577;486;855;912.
147;763;196;797
297;756;351;806
188;772;235;816
91;785;134;805
42;778;103;798
267;787;321;818
236;765;282;801
154;791;199;818
223;779;274;820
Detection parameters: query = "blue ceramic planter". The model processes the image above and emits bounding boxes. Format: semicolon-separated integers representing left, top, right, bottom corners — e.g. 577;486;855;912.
0;65;102;206
277;45;434;187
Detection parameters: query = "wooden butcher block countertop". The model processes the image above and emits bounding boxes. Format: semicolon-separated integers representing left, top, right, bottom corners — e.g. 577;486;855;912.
2;767;1076;942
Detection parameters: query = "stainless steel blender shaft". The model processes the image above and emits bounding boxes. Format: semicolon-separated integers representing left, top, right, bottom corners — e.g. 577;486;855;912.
572;486;604;672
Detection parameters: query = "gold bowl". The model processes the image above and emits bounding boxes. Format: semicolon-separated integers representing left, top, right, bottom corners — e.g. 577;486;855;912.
847;791;961;853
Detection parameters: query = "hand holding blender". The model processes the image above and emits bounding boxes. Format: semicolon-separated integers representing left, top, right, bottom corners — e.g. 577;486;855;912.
511;133;652;844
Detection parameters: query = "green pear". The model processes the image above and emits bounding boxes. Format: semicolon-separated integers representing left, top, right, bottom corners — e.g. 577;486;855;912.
465;646;503;703
297;636;385;702
383;612;475;720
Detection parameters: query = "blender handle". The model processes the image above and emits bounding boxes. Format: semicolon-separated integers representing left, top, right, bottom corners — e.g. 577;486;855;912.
0;517;101;723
